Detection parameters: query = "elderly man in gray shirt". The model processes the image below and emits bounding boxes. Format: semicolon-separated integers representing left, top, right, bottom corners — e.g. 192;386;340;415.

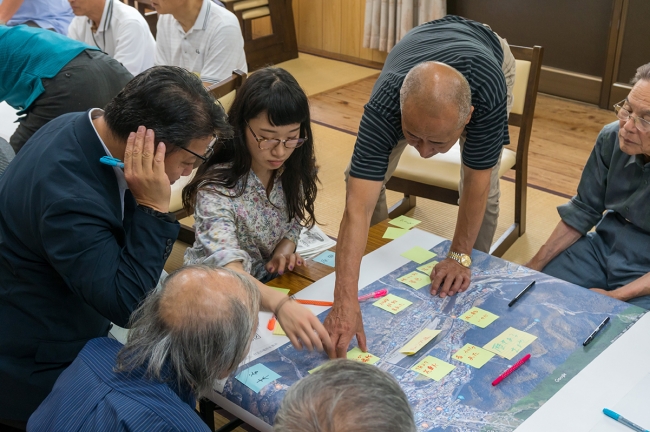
527;62;650;309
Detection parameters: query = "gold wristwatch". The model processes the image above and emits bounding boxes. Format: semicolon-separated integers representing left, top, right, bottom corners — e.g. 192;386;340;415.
447;251;472;268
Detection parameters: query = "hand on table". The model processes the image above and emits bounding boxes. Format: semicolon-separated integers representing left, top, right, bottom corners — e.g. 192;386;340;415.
323;300;367;358
124;126;171;213
276;299;334;357
266;239;303;275
430;258;471;298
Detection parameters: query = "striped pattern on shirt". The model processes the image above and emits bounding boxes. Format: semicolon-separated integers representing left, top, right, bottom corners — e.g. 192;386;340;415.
350;15;510;181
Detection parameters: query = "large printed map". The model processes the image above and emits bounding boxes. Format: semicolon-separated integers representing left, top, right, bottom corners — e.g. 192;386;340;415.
213;240;644;432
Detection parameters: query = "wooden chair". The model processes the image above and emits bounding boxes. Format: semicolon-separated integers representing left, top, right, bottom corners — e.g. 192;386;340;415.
222;0;298;70
169;70;247;244
385;45;544;257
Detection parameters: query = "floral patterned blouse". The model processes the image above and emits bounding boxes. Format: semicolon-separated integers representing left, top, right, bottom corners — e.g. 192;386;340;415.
184;164;302;280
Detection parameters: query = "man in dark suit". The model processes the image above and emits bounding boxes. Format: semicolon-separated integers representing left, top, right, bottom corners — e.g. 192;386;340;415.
0;66;229;429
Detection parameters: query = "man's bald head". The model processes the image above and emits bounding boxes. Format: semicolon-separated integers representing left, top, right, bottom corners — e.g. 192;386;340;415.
400;61;472;129
117;265;261;395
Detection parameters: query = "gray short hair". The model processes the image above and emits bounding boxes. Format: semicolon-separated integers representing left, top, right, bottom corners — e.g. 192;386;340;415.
115;265;260;396
632;62;650;85
274;359;416;432
400;61;472;129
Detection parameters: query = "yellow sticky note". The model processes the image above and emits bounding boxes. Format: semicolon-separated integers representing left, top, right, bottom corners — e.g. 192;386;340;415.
411;356;455;381
397;271;431;290
347;347;380;364
270;287;290;295
401;246;437;264
373;294;413;314
383;227;409;239
459;307;499;328
389;215;422;230
452;344;495;368
483;327;537;360
400;329;441;355
308;363;327;374
416;260;439;275
273;323;286;336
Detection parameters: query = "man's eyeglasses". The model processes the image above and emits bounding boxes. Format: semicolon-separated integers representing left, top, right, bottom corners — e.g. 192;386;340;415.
246;122;307;150
614;100;650;133
179;134;218;168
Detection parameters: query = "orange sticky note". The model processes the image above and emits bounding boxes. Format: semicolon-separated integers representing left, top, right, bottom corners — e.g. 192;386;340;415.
372;294;412;314
452;344;495;368
411;356;455;381
397;271;431;290
483;327;537;360
416;260;439;275
400;329;441;355
347;347;380;364
459;307;499;328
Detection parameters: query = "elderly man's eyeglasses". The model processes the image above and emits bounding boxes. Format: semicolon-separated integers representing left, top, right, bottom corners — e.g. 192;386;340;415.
614;100;650;133
246;122;307;150
179;134;218;167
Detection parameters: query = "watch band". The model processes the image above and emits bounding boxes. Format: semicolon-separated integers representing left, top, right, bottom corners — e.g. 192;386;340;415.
447;251;471;268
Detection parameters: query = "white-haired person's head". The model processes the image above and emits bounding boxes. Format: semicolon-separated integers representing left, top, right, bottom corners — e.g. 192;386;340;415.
115;264;261;396
274;359;416;432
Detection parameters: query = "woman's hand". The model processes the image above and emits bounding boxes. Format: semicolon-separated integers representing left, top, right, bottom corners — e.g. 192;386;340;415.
266;239;303;275
276;299;334;357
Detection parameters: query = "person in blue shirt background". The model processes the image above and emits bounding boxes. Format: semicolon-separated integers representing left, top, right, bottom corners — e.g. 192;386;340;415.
0;0;74;34
0;25;132;153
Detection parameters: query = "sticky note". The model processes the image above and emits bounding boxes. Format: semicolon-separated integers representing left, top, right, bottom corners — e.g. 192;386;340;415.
400;329;441;355
273;323;286;336
270;287;290;295
347;347;380;364
452;344;495;368
308;363;327;374
383;227;409;239
313;251;335;267
401;246;437;264
373;294;413;314
483;327;537;360
459;307;499;328
397;271;431;290
389;215;422;230
235;364;281;393
411;356;455;381
416;260;439;275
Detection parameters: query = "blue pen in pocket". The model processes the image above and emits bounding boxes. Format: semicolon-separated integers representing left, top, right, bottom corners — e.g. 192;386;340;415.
100;156;124;169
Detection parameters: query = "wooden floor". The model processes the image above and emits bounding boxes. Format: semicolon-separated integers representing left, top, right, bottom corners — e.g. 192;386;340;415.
308;74;617;198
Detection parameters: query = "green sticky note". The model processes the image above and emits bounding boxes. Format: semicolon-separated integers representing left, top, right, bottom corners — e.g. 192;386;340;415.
483;327;537;360
401;246;437;264
389;215;422;230
308;363;327;374
416;260;439;275
397;271;431;290
373;294;412;314
270;287;290;295
459;307;499;328
452;344;495;368
383;227;409;239
347;347;380;364
411;356;455;381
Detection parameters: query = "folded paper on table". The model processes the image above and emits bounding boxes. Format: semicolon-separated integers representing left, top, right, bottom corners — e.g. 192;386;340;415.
400;329;441;355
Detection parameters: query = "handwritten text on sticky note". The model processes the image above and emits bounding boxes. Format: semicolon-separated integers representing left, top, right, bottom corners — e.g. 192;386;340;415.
397;271;431;290
459;307;499;328
235;364;281;393
389;215;422;230
400;329;441;355
347;347;380;364
401;246;437;264
452;344;495;368
373;294;413;314
483;327;537;360
411;356;455;381
313;251;335;267
416;261;439;275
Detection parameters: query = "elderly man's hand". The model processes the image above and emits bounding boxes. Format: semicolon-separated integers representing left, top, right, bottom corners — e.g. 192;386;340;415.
323;300;367;358
277;300;335;357
430;258;471;298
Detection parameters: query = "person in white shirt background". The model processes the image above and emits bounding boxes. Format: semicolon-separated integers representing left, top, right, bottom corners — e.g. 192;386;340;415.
152;0;247;84
68;0;156;75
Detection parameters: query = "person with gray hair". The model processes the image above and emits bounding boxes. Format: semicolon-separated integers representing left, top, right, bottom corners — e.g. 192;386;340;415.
326;15;516;358
28;265;260;431
274;359;416;432
526;62;650;310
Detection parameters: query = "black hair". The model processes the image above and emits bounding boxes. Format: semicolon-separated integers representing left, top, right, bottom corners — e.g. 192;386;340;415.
183;67;318;228
104;66;231;149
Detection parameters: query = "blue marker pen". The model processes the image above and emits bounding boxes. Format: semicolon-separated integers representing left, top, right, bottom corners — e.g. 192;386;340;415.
603;408;649;432
100;156;124;169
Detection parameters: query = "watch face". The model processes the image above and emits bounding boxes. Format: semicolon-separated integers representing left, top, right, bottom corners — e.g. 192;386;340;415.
461;255;471;267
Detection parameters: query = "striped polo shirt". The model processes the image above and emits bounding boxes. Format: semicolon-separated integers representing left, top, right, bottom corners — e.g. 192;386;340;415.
350;15;509;181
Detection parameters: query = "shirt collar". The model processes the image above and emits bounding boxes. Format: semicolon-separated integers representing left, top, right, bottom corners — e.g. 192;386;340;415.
624;153;646;168
192;0;211;31
92;0;112;34
88;108;128;192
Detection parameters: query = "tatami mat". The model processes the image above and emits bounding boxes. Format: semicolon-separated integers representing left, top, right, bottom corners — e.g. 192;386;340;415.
276;53;379;97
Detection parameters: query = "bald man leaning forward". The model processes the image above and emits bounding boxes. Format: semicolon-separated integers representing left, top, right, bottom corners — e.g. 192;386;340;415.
325;15;516;357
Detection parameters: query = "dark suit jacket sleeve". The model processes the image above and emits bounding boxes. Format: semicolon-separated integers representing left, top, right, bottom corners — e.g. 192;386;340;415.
39;197;180;327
